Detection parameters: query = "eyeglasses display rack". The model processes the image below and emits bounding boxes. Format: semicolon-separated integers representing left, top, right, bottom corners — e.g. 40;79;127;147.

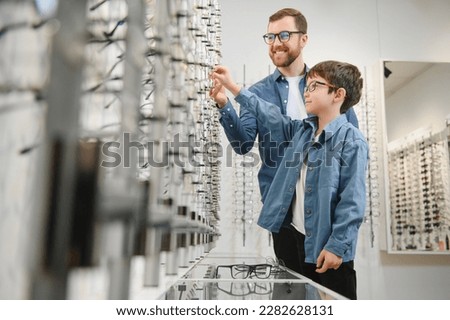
387;125;450;252
0;0;223;299
373;60;450;255
353;68;382;248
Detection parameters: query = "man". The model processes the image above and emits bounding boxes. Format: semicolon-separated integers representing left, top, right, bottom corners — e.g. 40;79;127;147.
213;8;359;277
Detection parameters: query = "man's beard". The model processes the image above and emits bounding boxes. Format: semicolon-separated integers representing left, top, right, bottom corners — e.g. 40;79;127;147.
270;49;300;68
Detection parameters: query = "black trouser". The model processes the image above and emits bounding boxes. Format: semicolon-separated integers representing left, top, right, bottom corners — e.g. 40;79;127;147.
272;225;357;300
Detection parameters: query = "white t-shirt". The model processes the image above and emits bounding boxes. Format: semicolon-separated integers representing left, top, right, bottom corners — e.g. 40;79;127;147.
291;135;319;235
291;164;308;234
285;76;307;120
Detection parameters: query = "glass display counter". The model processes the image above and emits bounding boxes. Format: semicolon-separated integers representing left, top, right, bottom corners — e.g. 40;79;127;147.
160;254;347;300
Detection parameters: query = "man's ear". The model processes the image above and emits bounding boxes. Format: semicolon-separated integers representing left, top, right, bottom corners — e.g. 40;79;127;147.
300;33;308;48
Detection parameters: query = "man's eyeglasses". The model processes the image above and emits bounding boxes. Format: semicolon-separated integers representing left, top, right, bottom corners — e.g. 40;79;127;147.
304;81;338;93
262;31;303;45
215;264;272;279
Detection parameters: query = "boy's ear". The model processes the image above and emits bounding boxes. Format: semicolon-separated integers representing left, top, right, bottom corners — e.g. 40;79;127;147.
335;88;346;101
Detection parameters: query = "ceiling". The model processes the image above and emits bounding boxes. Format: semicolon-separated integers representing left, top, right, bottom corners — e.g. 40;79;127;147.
383;61;435;98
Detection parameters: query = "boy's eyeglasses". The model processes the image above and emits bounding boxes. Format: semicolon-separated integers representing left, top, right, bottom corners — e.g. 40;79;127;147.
215;264;272;279
262;31;303;45
304;81;338;93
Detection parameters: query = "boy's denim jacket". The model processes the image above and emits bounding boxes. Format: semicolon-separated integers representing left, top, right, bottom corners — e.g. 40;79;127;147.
235;89;368;263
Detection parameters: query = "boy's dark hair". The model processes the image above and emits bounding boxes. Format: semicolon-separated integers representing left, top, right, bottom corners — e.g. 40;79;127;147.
269;8;307;34
308;60;363;113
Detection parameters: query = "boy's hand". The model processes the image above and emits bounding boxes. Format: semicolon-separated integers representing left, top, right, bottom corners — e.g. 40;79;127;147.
315;249;343;273
209;81;227;108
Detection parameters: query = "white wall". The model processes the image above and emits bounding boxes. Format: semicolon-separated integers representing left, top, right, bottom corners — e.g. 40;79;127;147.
386;63;450;142
216;0;450;299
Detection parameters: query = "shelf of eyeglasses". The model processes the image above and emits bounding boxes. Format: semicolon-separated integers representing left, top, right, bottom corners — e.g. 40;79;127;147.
387;248;450;255
146;213;218;233
388;140;449;161
390;233;450;254
180;255;315;283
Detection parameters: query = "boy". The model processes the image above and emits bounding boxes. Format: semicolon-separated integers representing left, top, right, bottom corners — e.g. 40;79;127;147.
210;61;368;299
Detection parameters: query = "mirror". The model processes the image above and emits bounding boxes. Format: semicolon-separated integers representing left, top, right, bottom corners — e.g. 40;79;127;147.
383;61;450;142
382;60;450;253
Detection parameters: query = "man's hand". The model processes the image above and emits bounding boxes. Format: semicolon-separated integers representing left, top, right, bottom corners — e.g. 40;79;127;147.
211;65;241;97
315;249;343;273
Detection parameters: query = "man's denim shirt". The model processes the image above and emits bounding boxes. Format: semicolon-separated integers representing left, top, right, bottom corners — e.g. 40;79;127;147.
218;68;359;203
235;89;368;263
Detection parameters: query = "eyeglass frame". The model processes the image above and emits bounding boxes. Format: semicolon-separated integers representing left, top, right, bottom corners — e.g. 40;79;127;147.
216;281;273;297
215;264;273;279
304;80;339;94
262;30;304;45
